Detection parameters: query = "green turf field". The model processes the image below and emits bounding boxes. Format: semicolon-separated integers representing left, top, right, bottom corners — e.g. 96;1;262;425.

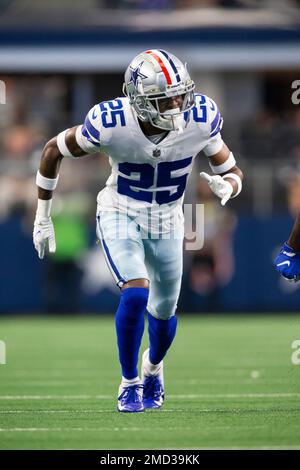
0;314;300;450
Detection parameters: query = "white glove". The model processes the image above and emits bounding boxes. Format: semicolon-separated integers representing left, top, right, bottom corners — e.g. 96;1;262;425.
33;199;56;259
200;172;233;206
33;217;56;259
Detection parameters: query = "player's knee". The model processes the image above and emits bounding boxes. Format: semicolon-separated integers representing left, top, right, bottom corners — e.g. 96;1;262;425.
157;312;175;321
122;286;149;314
123;278;149;289
149;297;177;320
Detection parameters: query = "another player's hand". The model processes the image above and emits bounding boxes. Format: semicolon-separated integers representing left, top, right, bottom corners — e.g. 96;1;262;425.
274;243;300;282
33;217;56;259
199;172;233;206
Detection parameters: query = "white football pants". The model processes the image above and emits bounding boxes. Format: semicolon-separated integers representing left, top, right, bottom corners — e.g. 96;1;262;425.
96;210;184;320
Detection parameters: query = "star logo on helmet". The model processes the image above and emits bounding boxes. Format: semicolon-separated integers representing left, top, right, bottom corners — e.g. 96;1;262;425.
128;62;147;86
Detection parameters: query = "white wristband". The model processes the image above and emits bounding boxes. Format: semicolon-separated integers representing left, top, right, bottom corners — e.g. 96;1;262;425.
36;198;52;219
223;172;242;198
36;170;59;191
209;152;236;174
57;129;76;159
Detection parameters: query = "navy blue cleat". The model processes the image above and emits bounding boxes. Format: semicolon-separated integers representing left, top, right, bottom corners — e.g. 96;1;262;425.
141;349;165;409
117;383;144;412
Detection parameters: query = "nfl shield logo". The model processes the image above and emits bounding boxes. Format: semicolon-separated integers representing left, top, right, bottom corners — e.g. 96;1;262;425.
153;148;161;158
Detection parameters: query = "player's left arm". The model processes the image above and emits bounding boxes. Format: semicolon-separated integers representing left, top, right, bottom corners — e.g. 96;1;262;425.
200;141;244;206
197;95;243;206
274;212;300;282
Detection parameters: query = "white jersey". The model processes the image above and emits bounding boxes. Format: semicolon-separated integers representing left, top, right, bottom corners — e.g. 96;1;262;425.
76;94;224;234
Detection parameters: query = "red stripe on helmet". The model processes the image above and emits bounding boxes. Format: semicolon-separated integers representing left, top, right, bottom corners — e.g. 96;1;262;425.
146;50;172;85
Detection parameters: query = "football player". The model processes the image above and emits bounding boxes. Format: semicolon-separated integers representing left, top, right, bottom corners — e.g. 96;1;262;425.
274;213;300;282
33;49;243;412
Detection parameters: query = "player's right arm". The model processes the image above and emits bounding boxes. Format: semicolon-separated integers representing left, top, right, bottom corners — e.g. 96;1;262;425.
274;213;300;282
33;111;101;259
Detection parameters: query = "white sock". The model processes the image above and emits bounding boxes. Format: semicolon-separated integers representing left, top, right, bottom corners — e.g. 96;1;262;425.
144;352;162;375
121;376;141;387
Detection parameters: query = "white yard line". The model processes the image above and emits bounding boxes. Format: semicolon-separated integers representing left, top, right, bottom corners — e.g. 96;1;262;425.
0;393;299;400
0;427;147;432
0;408;299;415
0;395;105;400
0;410;116;414
0;409;190;414
0;424;292;433
0;409;196;414
169;393;300;399
1;425;300;435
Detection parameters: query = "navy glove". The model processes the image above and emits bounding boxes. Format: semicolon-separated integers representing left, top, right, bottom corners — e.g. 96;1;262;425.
274;242;300;282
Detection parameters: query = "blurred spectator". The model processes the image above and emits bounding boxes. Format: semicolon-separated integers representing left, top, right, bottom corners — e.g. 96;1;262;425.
0;0;13;14
240;109;279;161
181;175;237;312
42;191;92;313
139;0;172;9
2;124;35;161
280;109;300;158
287;174;300;218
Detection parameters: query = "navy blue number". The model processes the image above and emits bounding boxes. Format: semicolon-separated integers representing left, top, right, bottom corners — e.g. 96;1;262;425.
117;158;192;204
118;163;154;203
192;94;207;123
156;157;193;204
100;99;126;128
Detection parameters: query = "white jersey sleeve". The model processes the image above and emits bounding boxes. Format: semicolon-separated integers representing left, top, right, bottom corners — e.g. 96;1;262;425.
76;104;103;154
199;95;224;157
76;99;127;154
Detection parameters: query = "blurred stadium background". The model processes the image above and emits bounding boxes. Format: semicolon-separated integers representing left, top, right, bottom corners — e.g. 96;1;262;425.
1;0;300;315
